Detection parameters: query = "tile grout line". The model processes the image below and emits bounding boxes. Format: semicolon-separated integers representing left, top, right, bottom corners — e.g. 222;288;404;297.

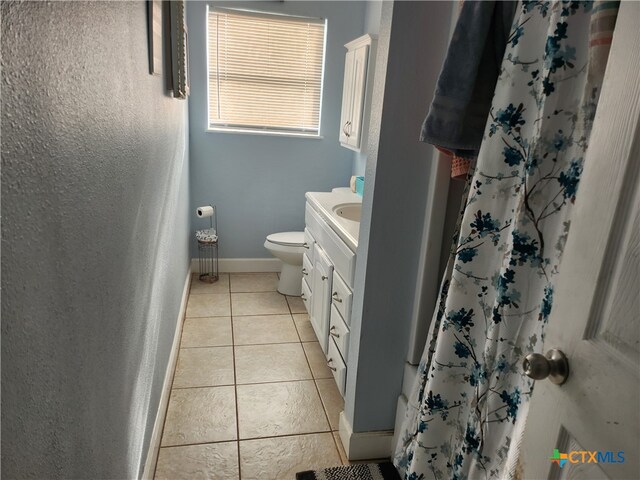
181;339;304;350
286;295;294;316
228;274;243;480
190;272;281;295
289;295;306;343
171;377;328;390
162;430;339;450
185;311;307;320
185;312;285;319
286;293;308;316
311;378;336;452
180;339;318;350
234;311;295;318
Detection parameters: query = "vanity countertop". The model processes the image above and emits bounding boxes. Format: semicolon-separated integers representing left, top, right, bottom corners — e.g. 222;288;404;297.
305;187;362;251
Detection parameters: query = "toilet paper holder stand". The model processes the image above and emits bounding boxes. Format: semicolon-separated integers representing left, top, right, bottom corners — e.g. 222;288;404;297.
196;205;219;284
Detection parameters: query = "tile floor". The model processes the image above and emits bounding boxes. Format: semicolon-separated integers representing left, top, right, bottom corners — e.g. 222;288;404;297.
154;272;350;480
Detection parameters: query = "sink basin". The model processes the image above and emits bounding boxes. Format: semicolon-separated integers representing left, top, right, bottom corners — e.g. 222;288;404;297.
306;191;362;250
333;203;361;222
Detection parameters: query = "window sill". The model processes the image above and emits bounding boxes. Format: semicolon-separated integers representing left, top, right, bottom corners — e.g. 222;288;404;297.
206;127;324;140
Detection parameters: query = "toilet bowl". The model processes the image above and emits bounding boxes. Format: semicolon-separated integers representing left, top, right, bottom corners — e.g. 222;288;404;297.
264;231;305;296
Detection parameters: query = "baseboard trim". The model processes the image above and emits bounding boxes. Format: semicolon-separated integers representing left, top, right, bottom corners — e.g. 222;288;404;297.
392;394;408;457
141;268;191;480
338;411;394;461
191;257;282;273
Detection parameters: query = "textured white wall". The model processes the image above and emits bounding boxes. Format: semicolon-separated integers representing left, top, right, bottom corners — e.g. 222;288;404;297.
1;2;190;478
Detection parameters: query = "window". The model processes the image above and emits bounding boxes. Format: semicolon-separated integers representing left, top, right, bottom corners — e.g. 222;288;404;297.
207;8;327;136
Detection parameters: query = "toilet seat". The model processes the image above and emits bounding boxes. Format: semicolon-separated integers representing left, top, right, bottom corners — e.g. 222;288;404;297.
266;231;305;247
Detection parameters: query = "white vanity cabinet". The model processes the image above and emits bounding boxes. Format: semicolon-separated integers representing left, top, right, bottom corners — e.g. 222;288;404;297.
302;199;357;396
339;34;376;152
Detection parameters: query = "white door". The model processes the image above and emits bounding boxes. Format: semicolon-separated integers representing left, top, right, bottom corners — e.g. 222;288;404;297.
522;3;640;479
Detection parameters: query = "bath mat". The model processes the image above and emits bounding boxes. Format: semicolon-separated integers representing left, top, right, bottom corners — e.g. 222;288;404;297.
296;462;401;480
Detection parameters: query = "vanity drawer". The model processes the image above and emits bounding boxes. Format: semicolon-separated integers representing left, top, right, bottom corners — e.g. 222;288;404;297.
331;271;353;326
327;337;347;396
302;253;314;288
301;278;312;314
329;304;350;362
303;228;316;263
305;205;322;244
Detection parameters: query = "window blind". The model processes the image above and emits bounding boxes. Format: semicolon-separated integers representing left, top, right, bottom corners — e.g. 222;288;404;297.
207;8;326;135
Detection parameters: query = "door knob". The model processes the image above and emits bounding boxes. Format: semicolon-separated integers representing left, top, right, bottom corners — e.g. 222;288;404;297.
523;349;569;385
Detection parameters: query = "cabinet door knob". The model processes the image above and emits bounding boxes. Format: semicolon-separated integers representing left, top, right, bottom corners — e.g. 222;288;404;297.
321;275;328;281
330;326;340;338
343;121;351;137
301;293;307;300
327;358;337;372
303;242;310;249
332;292;342;303
302;268;308;276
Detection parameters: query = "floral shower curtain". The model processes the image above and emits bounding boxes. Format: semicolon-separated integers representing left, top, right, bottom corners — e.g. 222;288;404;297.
394;2;617;479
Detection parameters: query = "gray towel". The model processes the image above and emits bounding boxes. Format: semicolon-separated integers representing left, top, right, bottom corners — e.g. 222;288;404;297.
420;1;518;158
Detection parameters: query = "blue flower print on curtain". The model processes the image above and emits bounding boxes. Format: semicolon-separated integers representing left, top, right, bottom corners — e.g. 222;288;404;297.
394;2;616;479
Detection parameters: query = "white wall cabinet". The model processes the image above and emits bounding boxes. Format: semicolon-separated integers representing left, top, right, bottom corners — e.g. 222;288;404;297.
339;34;376;152
303;201;356;396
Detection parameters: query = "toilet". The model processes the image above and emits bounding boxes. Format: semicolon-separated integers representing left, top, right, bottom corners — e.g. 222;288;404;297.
264;231;305;296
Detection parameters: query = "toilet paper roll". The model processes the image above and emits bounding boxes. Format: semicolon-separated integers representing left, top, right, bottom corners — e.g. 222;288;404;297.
350;176;357;193
197;206;214;218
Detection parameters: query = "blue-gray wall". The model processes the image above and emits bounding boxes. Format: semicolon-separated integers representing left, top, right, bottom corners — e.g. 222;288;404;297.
187;1;366;259
1;1;190;478
345;0;453;432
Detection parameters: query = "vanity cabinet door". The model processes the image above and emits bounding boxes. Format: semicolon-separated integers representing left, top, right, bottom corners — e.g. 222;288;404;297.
339;49;355;145
310;244;333;355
